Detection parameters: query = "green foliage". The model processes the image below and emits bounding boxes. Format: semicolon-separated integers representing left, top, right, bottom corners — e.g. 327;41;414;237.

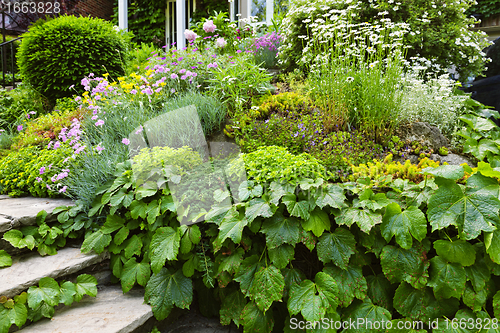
112;0;166;46
205;54;273;114
191;1;230;25
0;250;12;268
466;0;500;19
456;96;500;164
0;84;49;129
240;146;326;185
349;154;442;183
125;43;162;74
0;146;72;197
0;274;97;332
3;207;89;256
74;144;500;332
17;15;131;104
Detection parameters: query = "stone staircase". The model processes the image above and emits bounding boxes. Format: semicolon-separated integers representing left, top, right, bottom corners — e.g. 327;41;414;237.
0;195;240;333
0;195;155;333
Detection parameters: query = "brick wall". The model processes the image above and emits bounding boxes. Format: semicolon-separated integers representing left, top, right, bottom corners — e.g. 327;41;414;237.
62;0;115;21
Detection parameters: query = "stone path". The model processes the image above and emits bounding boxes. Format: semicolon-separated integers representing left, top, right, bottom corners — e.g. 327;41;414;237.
18;285;153;333
0;246;108;298
0;196;238;332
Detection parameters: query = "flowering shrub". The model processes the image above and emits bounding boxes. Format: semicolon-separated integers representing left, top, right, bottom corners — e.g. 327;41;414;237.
279;0;490;79
0;146;72;197
189;11;255;54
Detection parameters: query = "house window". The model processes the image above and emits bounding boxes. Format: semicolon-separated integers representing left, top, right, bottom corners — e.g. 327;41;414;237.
230;0;274;25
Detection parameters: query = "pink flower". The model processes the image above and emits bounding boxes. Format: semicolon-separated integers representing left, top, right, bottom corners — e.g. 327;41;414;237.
184;29;198;41
122;138;130;145
171;73;178;79
96;144;105;152
215;37;227;48
59;186;67;193
39;167;46;175
53;141;60;149
17;125;23;131
36;177;42;182
135;126;143;135
95;119;104;127
236;50;242;53
203;20;216;33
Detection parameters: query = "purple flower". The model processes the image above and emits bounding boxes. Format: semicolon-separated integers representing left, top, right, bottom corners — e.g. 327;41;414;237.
53;141;61;149
17;125;23;131
39;167;46;175
59;186;68;193
179;69;186;74
96;144;104;152
95;119;104;127
122;138;130;145
171;73;179;79
36;177;42;182
130;89;137;95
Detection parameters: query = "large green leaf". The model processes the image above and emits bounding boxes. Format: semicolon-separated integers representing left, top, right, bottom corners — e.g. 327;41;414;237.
81;230;111;254
234;255;265;296
427;180;499;240
302;208;331;237
0;250;12;268
336;207;382;234
124;234;143;259
380;244;429;289
100;215;125;234
421;165;465;180
366;274;394;311
74;274;98;302
464;256;490;292
484;229;500;264
268;244;294;269
248;265;284;312
460;114;497;132
214;208;248;251
323;265;366;307
121;257;151;293
381;204;427;250
150;227;180;273
463;282;488;312
464;138;499;160
220;289;247;327
393;283;459;321
317;228;356;269
27;277;60;308
282;194;311;220
3;230;36;250
240;301;274;333
315;184;346;209
58;281;76;306
287;272;338;322
218;248;245;275
466;172;500;199
427;256;466;299
433;240;476;266
260;211;300;249
245;197;274;222
342;299;391;333
129;200;148;219
145;268;192;320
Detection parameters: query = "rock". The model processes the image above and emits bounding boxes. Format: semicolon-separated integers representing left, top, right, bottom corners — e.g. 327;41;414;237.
0;196;74;232
396;122;449;151
0;246;108;298
18;285;153;333
430;153;476;167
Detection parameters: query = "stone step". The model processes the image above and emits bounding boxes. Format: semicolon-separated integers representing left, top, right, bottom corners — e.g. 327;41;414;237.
0;196;74;233
18;285;153;333
0;246;108;298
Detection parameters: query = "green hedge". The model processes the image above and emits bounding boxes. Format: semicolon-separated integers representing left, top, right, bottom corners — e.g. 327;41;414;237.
17;15;131;104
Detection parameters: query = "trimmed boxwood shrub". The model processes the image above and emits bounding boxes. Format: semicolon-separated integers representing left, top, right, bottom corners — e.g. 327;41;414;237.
17;15;131;103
